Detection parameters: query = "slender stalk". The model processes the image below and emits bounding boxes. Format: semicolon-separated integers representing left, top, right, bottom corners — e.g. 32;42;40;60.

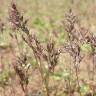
92;53;95;81
39;59;50;96
73;57;81;96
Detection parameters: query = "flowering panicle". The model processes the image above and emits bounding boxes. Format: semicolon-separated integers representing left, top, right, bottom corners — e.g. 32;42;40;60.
13;54;30;92
9;2;21;30
9;1;29;34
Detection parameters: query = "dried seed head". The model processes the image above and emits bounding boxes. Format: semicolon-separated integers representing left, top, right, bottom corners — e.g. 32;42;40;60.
47;40;55;53
63;9;83;42
64;9;77;32
13;53;29;92
46;40;60;72
9;1;21;30
9;1;29;34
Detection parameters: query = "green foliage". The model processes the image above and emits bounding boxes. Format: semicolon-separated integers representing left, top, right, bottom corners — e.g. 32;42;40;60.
58;31;68;44
0;70;10;88
51;70;70;81
80;83;90;95
33;18;52;31
32;17;54;42
81;43;93;54
29;58;37;68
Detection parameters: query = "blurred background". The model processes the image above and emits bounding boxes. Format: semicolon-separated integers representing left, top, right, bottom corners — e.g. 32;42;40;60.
0;0;96;42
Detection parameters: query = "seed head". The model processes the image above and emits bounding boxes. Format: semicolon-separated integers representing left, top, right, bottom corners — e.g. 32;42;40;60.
9;1;21;30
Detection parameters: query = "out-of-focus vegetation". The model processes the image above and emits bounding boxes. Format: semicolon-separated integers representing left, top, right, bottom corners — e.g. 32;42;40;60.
0;0;96;44
0;0;96;96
